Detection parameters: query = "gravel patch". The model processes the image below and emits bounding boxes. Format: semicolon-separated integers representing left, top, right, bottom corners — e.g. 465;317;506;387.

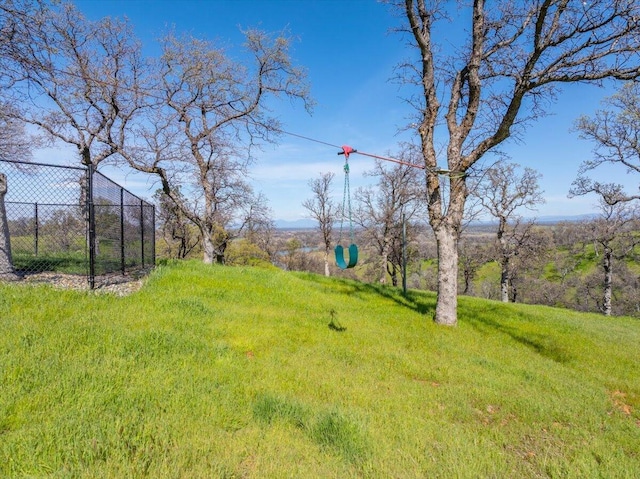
16;269;152;296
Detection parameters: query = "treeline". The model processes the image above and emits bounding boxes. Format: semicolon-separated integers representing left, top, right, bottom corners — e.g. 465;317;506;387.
155;154;640;318
155;213;640;318
262;220;639;318
456;221;639;317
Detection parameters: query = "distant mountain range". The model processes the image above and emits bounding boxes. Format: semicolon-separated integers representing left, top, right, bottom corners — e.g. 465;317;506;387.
274;214;597;230
274;218;317;229
535;213;597;223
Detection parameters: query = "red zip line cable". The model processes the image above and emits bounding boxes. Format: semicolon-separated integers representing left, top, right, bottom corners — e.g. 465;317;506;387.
339;147;426;170
282;129;456;175
276;128;427;170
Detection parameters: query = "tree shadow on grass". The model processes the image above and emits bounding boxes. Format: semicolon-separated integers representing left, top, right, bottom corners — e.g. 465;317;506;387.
461;302;571;364
294;272;435;317
295;273;571;364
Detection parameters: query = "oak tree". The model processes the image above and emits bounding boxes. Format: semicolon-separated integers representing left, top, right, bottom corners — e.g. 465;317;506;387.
125;30;311;264
397;0;640;325
473;162;544;302
0;0;145;168
355;157;425;286
302;172;338;276
570;181;639;316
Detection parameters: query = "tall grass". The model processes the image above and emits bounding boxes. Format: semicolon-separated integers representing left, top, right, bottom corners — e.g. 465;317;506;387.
1;260;638;477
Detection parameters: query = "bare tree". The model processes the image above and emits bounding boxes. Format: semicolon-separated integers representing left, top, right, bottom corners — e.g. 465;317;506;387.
302;172;338;276
458;238;490;295
570;81;640;315
570;181;639;316
0;103;40;162
397;0;640;325
241;193;277;262
473;162;544;302
574;82;640;203
125;30;311;264
503;226;552;303
153;188;201;259
355;156;425;285
0;0;146;168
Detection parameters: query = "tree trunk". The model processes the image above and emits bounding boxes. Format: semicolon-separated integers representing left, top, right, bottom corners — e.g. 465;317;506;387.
434;225;458;326
201;227;227;265
324;248;330;277
389;262;399;287
500;257;509;303
510;282;518;303
0;174;19;281
380;238;390;284
463;269;472;295
202;231;215;264
380;252;388;284
602;248;612;316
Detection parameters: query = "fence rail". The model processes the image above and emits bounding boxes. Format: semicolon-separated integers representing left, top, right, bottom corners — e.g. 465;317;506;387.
0;159;155;288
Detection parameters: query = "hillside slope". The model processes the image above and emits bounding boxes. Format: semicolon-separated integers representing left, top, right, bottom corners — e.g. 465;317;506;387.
1;261;639;477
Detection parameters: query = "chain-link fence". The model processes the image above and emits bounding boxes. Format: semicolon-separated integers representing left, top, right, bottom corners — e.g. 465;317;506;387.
0;159;155;288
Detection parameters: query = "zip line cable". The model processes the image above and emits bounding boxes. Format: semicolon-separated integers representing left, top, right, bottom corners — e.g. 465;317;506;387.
344;149;425;170
269;128;427;171
10;61;458;175
276;127;461;175
273;127;430;171
272;130;342;150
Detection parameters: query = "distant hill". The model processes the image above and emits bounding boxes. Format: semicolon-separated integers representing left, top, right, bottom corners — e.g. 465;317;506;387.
276;214;597;230
274;218;316;229
468;213;597;228
535;213;596;223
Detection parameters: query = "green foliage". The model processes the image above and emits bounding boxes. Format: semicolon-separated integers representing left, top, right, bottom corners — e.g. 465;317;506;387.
225;239;273;268
1;261;639;477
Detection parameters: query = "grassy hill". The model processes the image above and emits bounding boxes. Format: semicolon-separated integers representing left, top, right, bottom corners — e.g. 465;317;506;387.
1;261;639;478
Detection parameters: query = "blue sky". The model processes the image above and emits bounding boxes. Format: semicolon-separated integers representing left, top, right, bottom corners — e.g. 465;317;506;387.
41;0;635;221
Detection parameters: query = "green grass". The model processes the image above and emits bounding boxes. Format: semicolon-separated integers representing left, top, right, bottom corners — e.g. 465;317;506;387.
1;260;639;477
12;252;88;274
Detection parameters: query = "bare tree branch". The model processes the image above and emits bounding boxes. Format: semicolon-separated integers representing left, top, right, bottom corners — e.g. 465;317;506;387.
123;28;311;264
0;0;147;167
397;0;640;325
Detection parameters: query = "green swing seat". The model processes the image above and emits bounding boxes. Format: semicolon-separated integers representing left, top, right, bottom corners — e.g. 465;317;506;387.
334;146;358;270
334;243;358;269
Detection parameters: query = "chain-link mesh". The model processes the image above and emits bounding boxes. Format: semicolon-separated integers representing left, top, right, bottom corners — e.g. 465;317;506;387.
0;159;155;287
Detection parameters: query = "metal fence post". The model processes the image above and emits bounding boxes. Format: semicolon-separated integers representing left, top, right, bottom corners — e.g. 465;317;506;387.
140;199;145;267
152;204;156;266
402;212;407;296
87;165;96;289
120;188;125;275
34;202;38;256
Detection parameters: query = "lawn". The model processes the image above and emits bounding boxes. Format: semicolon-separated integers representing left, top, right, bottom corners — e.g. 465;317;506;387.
1;260;638;477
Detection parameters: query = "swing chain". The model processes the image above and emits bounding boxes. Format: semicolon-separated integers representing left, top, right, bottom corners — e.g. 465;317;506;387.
340;157;355;244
